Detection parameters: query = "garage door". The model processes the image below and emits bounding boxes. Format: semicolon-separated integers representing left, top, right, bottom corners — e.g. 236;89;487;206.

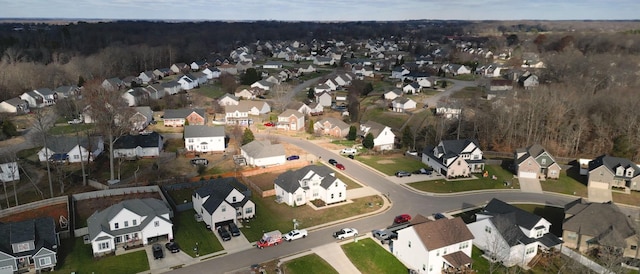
519;171;537;179
0;266;13;274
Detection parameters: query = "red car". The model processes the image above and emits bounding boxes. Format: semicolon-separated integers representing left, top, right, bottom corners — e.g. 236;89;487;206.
394;214;412;224
336;163;345;170
263;122;276;127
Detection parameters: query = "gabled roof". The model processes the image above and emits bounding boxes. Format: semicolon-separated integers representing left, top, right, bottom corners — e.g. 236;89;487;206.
408;216;474;250
393;97;414;105
3;97;28;107
278;109;304;119
219;93;239;101
193;177;250;214
241;140;285;159
564;198;636;248
316;117;349;131
87;198;171;241
45;135;102;154
385;89;403;96
35;88;55;96
588;154;640;176
423;139;480;161
225;100;268;113
113;132;162;149
359;121;390;139
483;198;542;230
515;144;558;166
184;125;225;139
0;217;57;257
163;108;205;119
274;165;340;193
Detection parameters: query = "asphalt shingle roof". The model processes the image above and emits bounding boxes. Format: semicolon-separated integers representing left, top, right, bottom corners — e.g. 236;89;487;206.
0;217;57;257
163;108;205;119
184;125;225;138
113;132;162;149
193;178;250;215
274;165;339;193
563;198;636;248
87;198;171;241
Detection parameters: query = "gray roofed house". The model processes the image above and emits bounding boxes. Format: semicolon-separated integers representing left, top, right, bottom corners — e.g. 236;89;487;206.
87;198;173;257
421;139;484;178
130;106;154;132
359;121;395;151
0;97;30;113
514;144;561;179
313;117;350;138
240;140;286;167
273;165;347;207
192;177;255;229
113;132;163;158
562;198;639;258
54;85;80;99
587;154;640;193
37;135;104;163
162;108;206;127
184;125;224;138
184;125;225;152
0;217;58;272
467;198;562;267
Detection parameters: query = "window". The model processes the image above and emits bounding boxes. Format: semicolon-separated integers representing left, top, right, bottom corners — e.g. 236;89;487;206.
133;219;137;226
246;208;253;214
526;247;535;255
541;158;547;165
154;221;159;227
339;192;342;197
632;245;638;250
232;196;237;202
536;229;544;237
221;205;226;212
331;194;334;199
627;170;634;177
459;242;469;249
74;155;80;159
39;257;52;266
99;242;110;250
567;232;578;241
124;221;129;227
114;223;119;229
408;241;411;248
485;226;492;234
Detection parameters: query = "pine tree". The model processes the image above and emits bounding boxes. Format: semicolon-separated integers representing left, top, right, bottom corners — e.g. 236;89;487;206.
363;133;374;149
307;118;314;134
242;128;255;145
347;125;357;141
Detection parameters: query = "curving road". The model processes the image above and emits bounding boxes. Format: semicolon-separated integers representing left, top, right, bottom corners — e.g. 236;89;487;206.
172;136;580;274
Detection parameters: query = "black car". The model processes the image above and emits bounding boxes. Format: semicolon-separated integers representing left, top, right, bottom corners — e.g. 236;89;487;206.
228;222;241;237
395;171;412;177
328;159;338;166
434;213;446;220
218;226;232;241
165;241;180;253
152;243;164;259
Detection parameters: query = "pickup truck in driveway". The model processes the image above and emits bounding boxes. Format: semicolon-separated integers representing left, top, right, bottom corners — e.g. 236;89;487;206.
333;228;358;240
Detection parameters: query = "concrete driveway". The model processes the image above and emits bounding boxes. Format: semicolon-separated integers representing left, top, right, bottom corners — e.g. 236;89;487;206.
146;241;194;271
215;228;254;252
518;177;543;193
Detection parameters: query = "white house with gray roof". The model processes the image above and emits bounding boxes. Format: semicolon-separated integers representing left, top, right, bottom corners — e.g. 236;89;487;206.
274;165;347;207
87;198;173;257
184;125;225;153
192;177;255;230
359;121;395;151
37;136;104;163
0;217;58;273
0;97;30;113
0;161;19;183
421;139;484;178
240;140;286;167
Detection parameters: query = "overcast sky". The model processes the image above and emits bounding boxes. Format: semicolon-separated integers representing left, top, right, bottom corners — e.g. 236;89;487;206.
0;0;637;21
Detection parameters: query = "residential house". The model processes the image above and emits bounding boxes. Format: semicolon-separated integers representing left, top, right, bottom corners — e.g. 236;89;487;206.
352;65;374;78
162;108;206;127
277;109;305;131
54;85;80;99
161;81;181;95
250;80;275;92
445;64;472;75
403;83;422;94
384;89;404;100
192;177;255;230
241;140;286;167
191;72;208;86
177;74;198;90
190;60;209;71
0;97;29;113
202;67;221;79
394;216;474;273
218;93;240;106
101;78;125;91
224;101;271;126
313;56;334;66
285;102;312;115
391;67;410;79
308;102;324;115
467;198;563;267
122;87;149;107
146;84;166;100
217;64;238;75
170;63;189;74
359;121;395;151
274;165;347;207
184;125;225;153
562;198;639;259
315;91;333;108
130;106;153;132
263;61;283;69
314;117;350;138
0;161;19;183
314;84;332;94
21;88;57;108
138;71;156;85
421;139;484;178
37;136;104;163
588;155;640;192
236;60;253;72
0;217;58;272
514;144;562;180
153;68;171;78
392;98;417;113
113;132;163;158
87;198;173;257
518;72;539;89
293;64;316;75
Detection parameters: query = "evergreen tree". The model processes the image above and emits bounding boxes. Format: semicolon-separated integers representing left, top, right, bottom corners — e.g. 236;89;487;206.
363;82;374;96
78;76;86;87
307;118;314;134
347;125;357;141
242;128;255;145
401;126;413;149
308;87;315;100
240;68;261;85
363;133;374;149
1;120;17;137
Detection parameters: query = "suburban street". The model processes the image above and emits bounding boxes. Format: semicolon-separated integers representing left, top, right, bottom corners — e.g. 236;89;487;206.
423;78;478;108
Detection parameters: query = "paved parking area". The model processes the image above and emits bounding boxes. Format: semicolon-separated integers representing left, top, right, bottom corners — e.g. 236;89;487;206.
146;241;194;271
215;228;254;252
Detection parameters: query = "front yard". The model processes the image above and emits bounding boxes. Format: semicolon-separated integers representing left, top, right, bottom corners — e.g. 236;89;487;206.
282;254;338;274
55;237;149;274
173;210;224;257
357;153;431;176
342;238;407;274
408;165;520;193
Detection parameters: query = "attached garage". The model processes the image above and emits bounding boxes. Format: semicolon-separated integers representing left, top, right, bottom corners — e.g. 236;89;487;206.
518;171;537;179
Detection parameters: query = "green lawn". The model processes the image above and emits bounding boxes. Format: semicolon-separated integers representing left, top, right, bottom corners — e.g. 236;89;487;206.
173;211;224;257
408;165;519;193
48;124;95;135
357;154;430;176
54;237;149;274
342;238;407;274
540;168;588;197
193;83;225;99
335;173;363;189
282;254;338;274
359;107;409;130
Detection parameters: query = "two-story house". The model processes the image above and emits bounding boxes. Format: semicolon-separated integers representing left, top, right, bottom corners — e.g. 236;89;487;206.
0;217;58;273
274;165;347;207
87;198;173;257
277;109;305;131
588;155;640;192
162;108;206;127
0;97;30;113
359;121;395;151
313;117;350;138
394;216;474;273
466;198;563;267
184;125;225;153
224;101;271;126
421;139;484;178
192;177;255;230
514;144;562;180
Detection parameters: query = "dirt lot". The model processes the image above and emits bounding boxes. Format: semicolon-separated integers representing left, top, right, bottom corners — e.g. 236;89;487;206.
0;202;70;231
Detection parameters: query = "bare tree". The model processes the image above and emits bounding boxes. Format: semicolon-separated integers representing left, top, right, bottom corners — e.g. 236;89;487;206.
30;108;56;198
82;79;135;182
2;153;20;207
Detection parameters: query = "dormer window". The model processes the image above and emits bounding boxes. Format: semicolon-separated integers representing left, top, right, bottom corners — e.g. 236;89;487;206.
114;223;119;229
541;158;547;165
627;170;634;177
232;196;237;202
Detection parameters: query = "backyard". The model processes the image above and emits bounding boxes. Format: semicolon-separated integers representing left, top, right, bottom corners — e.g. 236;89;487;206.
359;107;409;130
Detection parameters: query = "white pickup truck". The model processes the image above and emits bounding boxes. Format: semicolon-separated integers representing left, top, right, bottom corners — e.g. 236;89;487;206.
283;229;308;242
333;228;358;239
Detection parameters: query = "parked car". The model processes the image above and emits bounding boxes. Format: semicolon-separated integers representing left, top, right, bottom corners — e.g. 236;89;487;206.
336;163;345;170
218;226;232;241
283;229;308;242
347;154;355;159
333;228;358;239
405;150;418;156
165;241;180;253
152;243;164;259
328;159;338;166
372;229;389;240
228;222;241;237
286;155;300;161
67;118;83;124
413;168;432;175
394;214;412;224
395;171;412;177
340;148;357;155
433;213;447;220
190;158;209;166
263;122;276;127
257;230;283;249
